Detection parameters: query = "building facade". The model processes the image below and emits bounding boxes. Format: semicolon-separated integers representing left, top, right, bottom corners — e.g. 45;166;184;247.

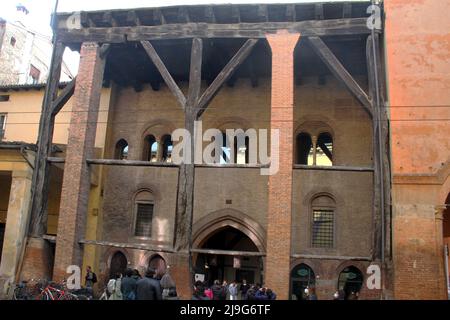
0;1;449;300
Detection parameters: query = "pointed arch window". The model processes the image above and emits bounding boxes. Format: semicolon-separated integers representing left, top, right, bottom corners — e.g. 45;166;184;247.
161;134;173;163
114;139;129;160
143;135;159;162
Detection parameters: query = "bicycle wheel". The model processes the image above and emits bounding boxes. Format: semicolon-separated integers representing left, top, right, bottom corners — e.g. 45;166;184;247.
59;292;78;300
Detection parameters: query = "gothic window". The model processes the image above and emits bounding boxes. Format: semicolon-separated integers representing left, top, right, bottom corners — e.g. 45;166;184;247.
161;134;173;163
143;135;158;162
114;139;129;160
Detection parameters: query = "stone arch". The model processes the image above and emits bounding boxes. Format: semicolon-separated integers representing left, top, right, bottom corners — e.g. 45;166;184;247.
211;116;254;132
192;209;266;253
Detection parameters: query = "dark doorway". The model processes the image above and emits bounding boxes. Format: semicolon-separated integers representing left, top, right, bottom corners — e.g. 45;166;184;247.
0;171;12;265
194;227;262;287
338;266;364;299
109;251;128;280
148;254;167;278
290;264;316;300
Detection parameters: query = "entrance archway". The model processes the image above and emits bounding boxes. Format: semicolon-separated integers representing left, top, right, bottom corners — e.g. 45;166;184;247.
290;264;316;300
148;254;167;278
194;226;264;286
337;266;364;299
109;251;128;279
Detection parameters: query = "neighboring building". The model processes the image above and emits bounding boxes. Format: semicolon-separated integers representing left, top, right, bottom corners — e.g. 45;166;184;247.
0;1;449;300
0;17;73;86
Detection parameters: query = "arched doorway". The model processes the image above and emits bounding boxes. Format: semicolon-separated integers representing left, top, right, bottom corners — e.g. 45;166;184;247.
290;264;316;300
337;266;364;299
148;254;167;278
109;251;128;280
194;226;263;287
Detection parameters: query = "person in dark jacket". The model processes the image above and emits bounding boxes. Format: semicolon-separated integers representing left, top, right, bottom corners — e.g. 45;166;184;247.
192;281;210;300
136;268;162;300
266;289;277;300
121;268;137;300
211;280;226;300
240;279;250;300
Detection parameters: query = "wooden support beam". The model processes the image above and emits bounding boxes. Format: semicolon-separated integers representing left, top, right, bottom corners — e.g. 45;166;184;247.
127;10;141;26
29;42;65;237
197;39;258;117
318;141;333;161
102;12;118;27
293;164;374;172
80;12;95;28
231;6;241;23
191;249;265;257
178;7;190;23
80;239;176;254
308;36;372;116
57;18;376;43
315;3;324;20
204;7;216;23
51;77;76;116
367;33;390;261
47;157;179;167
286;4;296;22
257;4;268;22
343;3;352;18
141;40;186;109
153;9;166;25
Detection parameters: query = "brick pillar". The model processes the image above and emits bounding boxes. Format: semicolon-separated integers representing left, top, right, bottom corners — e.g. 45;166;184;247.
265;30;300;300
53;42;105;280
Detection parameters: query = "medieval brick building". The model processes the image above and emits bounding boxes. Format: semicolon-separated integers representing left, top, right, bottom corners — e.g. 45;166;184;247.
0;1;449;300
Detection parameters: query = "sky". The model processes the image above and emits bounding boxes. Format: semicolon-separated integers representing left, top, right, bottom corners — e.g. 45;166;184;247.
1;0;367;74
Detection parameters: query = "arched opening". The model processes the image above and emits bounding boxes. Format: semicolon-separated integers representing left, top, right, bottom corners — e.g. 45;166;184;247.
219;131;250;165
133;190;154;238
290;264;316;300
143;135;158;162
296;133;313;165
316;132;333;166
337;266;364;299
148;254;167;278
194;226;263;287
161;134;173;163
109;251;128;280
443;193;450;295
114;139;129;160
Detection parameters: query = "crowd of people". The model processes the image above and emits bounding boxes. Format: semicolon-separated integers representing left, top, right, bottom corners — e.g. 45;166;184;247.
192;279;277;300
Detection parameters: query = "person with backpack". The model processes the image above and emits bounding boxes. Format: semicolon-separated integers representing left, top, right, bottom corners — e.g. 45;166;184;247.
107;273;123;300
160;272;179;300
85;266;97;289
121;268;137;300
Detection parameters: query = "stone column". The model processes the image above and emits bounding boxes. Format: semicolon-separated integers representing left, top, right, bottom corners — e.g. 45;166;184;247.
265;30;300;300
0;168;32;298
53;42;106;280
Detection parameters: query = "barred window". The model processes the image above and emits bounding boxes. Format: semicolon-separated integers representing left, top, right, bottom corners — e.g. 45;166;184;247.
312;210;334;248
134;203;154;238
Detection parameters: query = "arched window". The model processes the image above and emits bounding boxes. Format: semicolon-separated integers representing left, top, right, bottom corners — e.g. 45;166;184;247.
220;131;250;165
143;135;159;162
109;251;128;279
290;264;316;300
338;266;364;299
311;195;336;248
114;139;129;160
296;133;314;165
161;135;173;163
133;190;154;238
316;132;333;166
